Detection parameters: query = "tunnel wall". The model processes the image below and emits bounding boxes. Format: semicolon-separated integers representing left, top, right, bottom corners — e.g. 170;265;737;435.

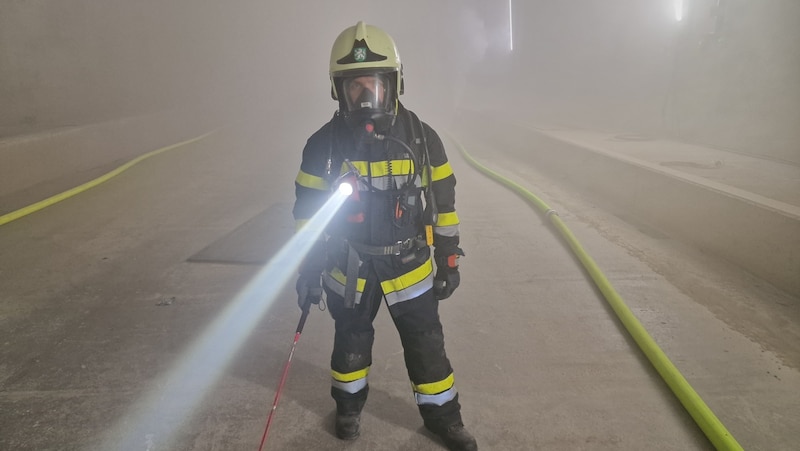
0;0;250;138
496;0;799;164
455;111;800;299
666;0;800;164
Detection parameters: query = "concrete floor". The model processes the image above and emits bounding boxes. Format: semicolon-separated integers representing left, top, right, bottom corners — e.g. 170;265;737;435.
1;116;798;450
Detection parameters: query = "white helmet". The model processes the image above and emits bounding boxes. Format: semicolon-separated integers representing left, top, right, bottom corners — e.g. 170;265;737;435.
329;21;404;133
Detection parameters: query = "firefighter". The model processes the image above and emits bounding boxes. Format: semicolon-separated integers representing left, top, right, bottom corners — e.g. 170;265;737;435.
292;21;477;451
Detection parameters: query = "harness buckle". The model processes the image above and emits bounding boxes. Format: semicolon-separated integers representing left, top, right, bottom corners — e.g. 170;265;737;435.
395;238;415;255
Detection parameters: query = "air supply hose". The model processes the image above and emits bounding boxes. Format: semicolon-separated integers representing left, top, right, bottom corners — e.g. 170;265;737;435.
447;133;743;451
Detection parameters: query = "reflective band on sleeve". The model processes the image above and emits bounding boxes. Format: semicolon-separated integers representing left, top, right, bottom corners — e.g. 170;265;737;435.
435;211;459;227
414;386;458;406
433;224;459;237
432;162;453;182
381;258;434;306
430;162;454;182
296;170;330;190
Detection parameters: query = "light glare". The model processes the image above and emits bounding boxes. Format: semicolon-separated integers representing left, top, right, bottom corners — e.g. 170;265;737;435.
338;181;353;196
675;0;684;21
509;0;514;51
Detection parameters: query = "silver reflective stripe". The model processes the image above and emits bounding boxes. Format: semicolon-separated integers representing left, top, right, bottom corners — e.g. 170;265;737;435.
368;176;390;191
323;271;363;305
414;386;458;406
332;377;368;394
433;224;460;237
364;174;419;191
384;272;434;307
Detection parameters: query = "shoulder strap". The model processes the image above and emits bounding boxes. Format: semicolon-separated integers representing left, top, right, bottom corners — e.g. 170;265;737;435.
403;109;437;229
325;112;346;188
403;109;428;175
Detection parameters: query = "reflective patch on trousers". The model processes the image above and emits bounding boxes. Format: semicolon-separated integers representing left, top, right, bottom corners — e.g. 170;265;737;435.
332;377;368;394
331;366;370;394
414;386;458;406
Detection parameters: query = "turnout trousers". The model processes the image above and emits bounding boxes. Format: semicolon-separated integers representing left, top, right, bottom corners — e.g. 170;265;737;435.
324;253;463;430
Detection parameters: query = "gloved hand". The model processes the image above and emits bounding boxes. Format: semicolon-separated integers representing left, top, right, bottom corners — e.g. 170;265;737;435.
433;248;464;300
296;272;323;310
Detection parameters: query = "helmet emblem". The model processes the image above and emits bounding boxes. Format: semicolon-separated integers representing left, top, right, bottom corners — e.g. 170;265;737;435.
353;47;367;62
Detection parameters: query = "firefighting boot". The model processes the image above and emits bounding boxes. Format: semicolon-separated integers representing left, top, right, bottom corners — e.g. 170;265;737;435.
335;413;361;440
431;422;478;451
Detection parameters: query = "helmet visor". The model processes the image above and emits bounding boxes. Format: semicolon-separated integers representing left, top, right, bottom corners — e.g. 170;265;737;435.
341;74;392;113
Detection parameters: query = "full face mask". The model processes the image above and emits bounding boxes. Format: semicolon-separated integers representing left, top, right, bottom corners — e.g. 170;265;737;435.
337;73;396;135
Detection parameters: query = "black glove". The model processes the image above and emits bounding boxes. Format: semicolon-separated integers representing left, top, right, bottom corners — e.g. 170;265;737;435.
433;248;464;300
296;272;323;310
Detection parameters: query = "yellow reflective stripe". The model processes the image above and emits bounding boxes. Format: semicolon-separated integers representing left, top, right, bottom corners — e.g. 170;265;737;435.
414;373;455;395
431;162;453;182
435;211;459;227
329;266;366;292
381;258;433;294
383;160;414;176
296;170;329;190
348;161;369;175
323;271;365;305
295;219;308;232
332;367;370;383
384;270;433;306
345;160;415;177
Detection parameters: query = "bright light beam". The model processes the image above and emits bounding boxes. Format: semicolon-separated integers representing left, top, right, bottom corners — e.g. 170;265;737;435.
104;184;352;450
675;0;684;22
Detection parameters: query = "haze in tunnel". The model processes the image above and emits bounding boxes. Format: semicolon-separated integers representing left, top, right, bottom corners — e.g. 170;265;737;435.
1;2;799;450
4;0;798;162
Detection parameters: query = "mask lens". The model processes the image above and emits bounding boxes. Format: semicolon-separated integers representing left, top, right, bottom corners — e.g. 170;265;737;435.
343;75;388;112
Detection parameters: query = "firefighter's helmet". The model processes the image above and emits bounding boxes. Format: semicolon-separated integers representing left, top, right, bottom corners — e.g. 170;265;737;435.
329;21;404;133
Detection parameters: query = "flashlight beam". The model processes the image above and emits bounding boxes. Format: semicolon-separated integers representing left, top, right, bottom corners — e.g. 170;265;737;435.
104;188;350;450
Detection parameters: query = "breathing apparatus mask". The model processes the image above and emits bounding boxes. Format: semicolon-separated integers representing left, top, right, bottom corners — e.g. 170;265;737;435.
334;71;397;139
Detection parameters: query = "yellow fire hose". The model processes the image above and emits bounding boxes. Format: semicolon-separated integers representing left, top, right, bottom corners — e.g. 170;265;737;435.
448;133;743;451
0;130;216;227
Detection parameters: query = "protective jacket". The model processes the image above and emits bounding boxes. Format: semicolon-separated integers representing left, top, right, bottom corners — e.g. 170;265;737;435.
293;103;460;314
